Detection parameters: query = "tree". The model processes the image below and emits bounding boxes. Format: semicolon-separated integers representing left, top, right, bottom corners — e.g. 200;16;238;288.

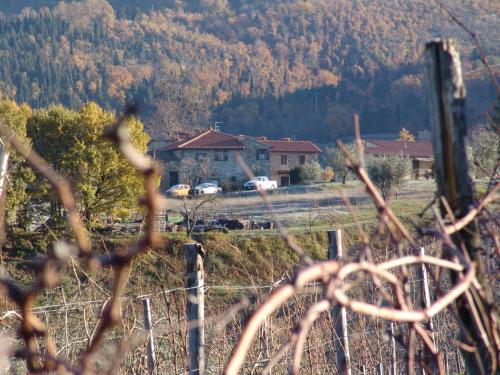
74;103;150;223
290;166;305;185
322;166;334;182
27;102;151;224
324;144;357;184
468;126;499;178
181;194;218;236
0;99;35;229
179;156;212;188
367;155;410;198
397;128;415;142
302;159;322;184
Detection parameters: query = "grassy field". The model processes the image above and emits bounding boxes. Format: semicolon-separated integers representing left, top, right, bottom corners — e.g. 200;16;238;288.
2;180;435;295
166;179;436;227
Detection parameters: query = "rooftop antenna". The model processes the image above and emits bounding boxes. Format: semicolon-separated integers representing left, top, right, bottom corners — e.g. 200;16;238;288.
214;121;223;131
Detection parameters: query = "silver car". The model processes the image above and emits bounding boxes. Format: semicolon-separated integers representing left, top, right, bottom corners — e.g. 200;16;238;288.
193;183;222;195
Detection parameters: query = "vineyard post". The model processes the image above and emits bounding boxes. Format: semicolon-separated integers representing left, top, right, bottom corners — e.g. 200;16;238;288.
263;317;271;374
378;363;383;375
426;38;498;373
328;229;352;375
419;246;438;370
419;248;435;342
142;297;156;374
389;322;397;375
185;243;206;375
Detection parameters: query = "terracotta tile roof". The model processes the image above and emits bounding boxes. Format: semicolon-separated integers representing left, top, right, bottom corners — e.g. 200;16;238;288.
259;138;322;153
161;130;244;151
364;140;433;158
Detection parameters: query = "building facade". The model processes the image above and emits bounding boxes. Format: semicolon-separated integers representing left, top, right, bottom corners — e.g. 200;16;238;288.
364;140;433;179
152;130;321;189
256;137;322;186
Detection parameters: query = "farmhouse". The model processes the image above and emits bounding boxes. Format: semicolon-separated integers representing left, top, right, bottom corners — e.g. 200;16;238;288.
152;129;321;188
254;136;322;186
364;140;433;179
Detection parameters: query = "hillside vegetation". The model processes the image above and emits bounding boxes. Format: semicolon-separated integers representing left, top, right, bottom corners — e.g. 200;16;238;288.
0;0;498;140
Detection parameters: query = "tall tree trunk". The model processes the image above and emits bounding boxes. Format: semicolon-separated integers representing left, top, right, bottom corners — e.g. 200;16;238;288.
0;143;9;243
0;143;9;198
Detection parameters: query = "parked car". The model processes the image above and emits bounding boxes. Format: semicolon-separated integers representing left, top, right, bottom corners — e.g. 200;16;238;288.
165;184;190;198
243;176;278;191
191;183;222;195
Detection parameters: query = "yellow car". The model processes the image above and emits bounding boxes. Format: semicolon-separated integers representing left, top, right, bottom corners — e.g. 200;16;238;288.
165;184;191;198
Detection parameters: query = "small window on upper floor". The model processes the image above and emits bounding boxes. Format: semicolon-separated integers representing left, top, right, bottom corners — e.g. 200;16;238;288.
256;149;269;160
196;153;207;161
281;155;288;165
299;155;306;165
215;150;228;161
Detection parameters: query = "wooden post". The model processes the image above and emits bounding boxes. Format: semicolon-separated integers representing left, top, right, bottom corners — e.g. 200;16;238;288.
425;38;497;373
419;248;436;343
328;229;352;375
389;322;397;375
263;317;271;374
361;365;367;375
185;243;205;375
378;363;383;375
142;298;156;374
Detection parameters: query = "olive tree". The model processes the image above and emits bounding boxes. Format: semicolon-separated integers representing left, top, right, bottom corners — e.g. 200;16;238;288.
367;155;410;198
468;126;499;179
324;143;357;184
302;160;322;184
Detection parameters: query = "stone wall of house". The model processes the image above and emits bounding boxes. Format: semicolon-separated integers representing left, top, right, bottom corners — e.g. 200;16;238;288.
269;152;318;185
412;159;433;179
160;142;320;189
162;148;267;189
238;137;271;177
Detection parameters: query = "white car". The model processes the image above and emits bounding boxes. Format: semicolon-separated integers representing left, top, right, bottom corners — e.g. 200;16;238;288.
193;183;222;195
243;176;278;191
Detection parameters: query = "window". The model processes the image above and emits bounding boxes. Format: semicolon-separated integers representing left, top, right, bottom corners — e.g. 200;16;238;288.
256;149;269;160
215;150;228;161
299;155;306;165
281;155;288;165
196;153;207;161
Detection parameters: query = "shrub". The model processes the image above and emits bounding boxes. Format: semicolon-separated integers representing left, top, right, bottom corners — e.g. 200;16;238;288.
322;167;334;182
220;178;241;192
302;160;322;184
290;167;305;185
367;155;410;198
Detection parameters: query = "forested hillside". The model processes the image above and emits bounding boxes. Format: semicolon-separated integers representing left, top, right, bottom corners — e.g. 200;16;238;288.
0;0;498;140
